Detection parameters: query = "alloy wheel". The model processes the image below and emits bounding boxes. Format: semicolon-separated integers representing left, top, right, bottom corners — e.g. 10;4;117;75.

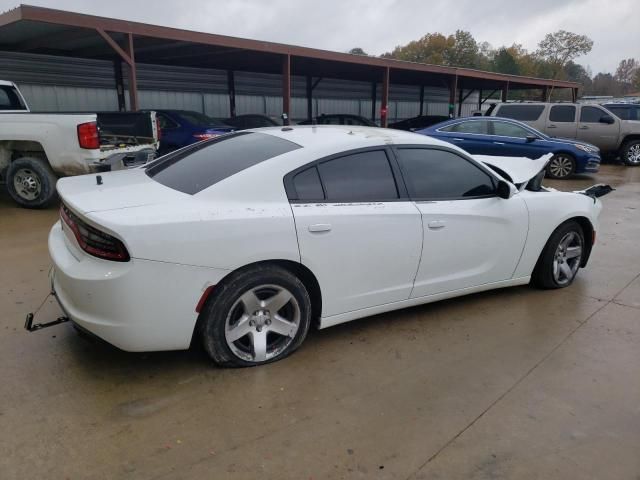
552;231;583;286
224;284;301;362
627;144;640;164
548;155;574;179
12;168;42;201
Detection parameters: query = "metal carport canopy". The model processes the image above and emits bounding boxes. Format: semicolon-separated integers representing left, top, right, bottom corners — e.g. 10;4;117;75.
0;5;580;125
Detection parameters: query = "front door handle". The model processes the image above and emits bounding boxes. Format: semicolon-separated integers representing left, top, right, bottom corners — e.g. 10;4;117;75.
451;138;464;142
427;220;446;230
308;223;332;233
493;141;505;145
579;125;589;130
548;124;557;129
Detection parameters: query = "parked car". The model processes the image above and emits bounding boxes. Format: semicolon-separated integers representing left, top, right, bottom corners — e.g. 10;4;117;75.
602;103;640;121
0;80;159;208
297;114;376;126
152;110;234;154
389;115;449;131
486;102;640;166
37;126;610;367
224;114;279;130
419;117;600;179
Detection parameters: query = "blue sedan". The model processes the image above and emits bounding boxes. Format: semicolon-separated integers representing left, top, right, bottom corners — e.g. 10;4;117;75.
418;117;601;179
152;110;235;155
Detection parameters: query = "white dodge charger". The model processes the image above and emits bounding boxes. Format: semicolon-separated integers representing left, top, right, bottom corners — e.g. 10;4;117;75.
44;126;609;367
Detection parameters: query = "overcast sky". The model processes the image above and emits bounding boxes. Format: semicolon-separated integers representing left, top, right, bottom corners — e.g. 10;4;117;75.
1;0;637;74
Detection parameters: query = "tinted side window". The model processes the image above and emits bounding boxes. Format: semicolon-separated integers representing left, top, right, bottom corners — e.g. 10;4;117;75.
604;106;630;120
293;167;324;200
549;105;576;122
496;105;545;121
0;85;26;110
580;106;607;123
491;121;530;138
441;121;488;134
396;149;496;200
157;113;179;130
147;132;301;194
318;150;398;201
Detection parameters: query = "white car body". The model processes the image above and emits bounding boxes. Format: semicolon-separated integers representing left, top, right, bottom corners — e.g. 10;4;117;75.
48;126;603;352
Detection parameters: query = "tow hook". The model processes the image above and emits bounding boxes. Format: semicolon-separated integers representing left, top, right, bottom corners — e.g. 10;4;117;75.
24;290;70;332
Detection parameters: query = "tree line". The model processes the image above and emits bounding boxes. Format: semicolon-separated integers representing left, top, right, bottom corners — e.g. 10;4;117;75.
349;30;640;98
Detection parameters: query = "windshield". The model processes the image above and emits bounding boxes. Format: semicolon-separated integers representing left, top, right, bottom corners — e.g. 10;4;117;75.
177;111;232;128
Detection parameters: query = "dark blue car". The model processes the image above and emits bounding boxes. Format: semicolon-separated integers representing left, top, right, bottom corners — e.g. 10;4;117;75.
418;117;601;179
152;110;235;154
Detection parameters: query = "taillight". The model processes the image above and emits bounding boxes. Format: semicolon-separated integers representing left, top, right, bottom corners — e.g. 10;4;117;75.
77;121;100;149
193;133;220;141
60;204;130;262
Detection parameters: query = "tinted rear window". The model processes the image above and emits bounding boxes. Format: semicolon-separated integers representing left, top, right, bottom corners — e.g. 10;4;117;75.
496;105;545;121
549;105;576;122
146;132;301;194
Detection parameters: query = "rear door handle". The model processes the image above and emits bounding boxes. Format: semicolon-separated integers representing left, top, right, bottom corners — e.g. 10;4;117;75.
427;220;446;230
451;138;464;142
547;124;557;129
579;125;589;130
308;224;331;233
493;141;505;145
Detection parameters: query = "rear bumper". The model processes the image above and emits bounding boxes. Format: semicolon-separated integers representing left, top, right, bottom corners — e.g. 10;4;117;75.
48;221;229;352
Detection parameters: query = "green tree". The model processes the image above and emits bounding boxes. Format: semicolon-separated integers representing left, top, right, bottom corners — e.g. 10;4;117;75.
382;30;479;68
348;47;368;56
492;48;520;75
443;30;479;68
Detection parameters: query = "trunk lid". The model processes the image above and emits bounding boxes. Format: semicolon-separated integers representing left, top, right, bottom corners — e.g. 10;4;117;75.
56;168;188;214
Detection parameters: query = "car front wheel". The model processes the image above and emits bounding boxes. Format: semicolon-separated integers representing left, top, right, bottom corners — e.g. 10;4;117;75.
200;265;312;367
546;154;576;179
532;221;585;289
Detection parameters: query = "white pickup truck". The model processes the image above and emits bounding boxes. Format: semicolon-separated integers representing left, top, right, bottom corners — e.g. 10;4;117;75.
0;80;159;208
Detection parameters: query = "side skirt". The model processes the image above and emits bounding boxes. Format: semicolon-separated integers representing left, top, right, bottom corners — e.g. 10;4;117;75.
319;276;531;329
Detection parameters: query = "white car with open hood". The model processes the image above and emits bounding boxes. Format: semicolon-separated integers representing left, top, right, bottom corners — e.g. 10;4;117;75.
35;126;611;367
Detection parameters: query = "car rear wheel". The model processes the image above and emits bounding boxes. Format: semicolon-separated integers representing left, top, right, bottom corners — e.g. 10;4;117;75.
200;265;312;367
546;154;576;179
6;157;59;209
621;140;640;166
532;221;585;289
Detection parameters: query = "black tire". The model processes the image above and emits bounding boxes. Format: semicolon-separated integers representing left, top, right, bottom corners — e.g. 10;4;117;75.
200;265;312;367
620;139;640;166
545;153;576;179
532;221;585;289
6;157;58;209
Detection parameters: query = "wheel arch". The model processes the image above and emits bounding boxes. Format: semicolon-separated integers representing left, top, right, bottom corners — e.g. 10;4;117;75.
191;259;323;345
534;216;594;273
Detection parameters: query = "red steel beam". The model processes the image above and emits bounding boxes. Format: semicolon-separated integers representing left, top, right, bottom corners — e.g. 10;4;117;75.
125;33;139;111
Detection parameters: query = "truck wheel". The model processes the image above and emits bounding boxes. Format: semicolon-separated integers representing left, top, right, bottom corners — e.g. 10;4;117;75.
546;154;575;179
6;157;58;209
621;140;640;166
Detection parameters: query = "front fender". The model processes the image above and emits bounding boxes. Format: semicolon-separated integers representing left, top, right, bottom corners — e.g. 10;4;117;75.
513;190;602;278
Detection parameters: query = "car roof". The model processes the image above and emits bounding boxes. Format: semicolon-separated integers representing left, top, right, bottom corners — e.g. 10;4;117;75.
250;125;450;150
0;80;17;87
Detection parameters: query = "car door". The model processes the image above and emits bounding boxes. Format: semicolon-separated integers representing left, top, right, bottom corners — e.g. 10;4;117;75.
286;148;423;317
393;147;528;298
577;105;620;151
546;105;578;139
435;119;493;154
156;112;182;152
488;120;550;158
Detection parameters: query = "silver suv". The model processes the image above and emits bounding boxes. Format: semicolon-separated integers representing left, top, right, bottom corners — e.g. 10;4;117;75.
487;102;640;166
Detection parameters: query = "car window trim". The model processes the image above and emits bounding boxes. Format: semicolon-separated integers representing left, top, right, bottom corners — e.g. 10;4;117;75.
391;145;500;202
437;120;539;141
284;146;408;203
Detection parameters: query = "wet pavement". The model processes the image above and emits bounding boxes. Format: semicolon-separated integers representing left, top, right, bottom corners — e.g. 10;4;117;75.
0;165;639;479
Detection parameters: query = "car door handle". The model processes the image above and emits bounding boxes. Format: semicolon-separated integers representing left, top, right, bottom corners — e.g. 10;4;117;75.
579;125;589;130
308;224;332;233
493;141;505;145
427;220;446;230
548;124;557;129
451;138;464;142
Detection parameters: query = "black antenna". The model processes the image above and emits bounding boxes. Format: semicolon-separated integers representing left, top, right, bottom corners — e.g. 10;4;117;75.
96;175;103;185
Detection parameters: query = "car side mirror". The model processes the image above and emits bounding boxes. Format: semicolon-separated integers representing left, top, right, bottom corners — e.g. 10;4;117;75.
496;180;515;199
600;114;615;124
525;135;537;143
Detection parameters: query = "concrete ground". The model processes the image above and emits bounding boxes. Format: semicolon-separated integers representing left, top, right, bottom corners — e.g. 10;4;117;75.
0;165;638;480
